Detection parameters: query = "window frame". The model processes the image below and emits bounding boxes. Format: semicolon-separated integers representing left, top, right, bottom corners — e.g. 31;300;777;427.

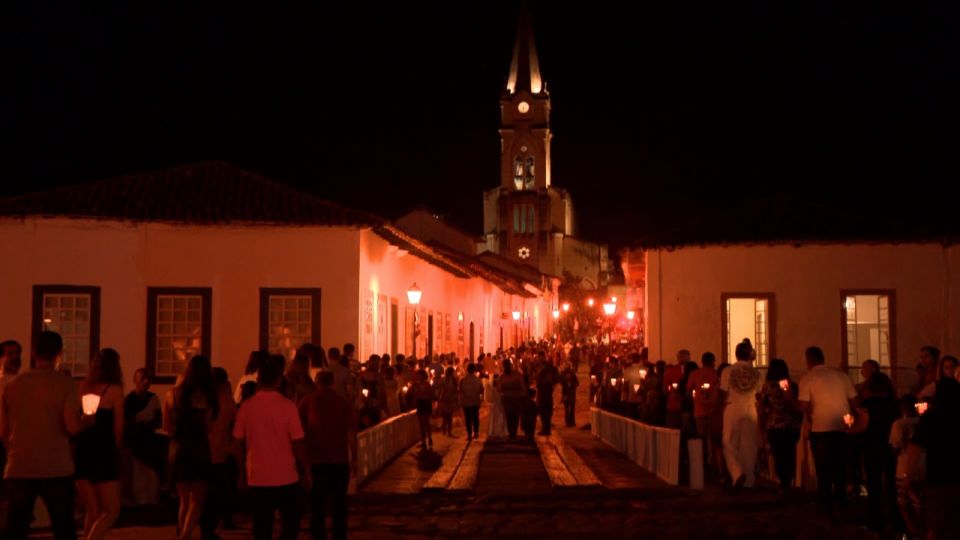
31;285;101;375
839;289;897;374
146;287;212;384
720;292;776;366
259;288;322;360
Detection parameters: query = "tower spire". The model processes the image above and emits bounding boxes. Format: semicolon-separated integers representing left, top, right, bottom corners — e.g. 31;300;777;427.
506;0;543;95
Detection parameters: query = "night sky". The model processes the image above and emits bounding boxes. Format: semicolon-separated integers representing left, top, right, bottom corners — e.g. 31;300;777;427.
7;1;958;249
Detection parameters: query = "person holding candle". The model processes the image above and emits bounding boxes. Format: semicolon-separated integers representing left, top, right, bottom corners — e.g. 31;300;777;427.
757;358;802;497
72;348;125;539
438;367;460;437
797;346;858;516
688;352;722;476
560;362;579;427
412;370;435;450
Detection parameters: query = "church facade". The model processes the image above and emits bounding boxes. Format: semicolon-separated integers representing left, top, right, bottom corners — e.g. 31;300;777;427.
481;4;609;290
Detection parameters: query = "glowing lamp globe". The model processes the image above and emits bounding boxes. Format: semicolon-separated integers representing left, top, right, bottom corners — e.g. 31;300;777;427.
602;303;616;316
406;283;422;305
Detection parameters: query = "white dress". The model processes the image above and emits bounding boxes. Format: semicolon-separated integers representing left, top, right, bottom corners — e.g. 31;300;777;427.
486;380;508;438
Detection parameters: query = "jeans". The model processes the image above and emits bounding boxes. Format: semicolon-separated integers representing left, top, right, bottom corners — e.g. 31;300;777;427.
863;441;897;530
6;476;77;540
809;431;848;511
462;406;480;438
502;396;522;439
766;428;800;490
538;398;554;435
200;462;235;539
250;483;303;540
563;394;576;426
310;464;349;540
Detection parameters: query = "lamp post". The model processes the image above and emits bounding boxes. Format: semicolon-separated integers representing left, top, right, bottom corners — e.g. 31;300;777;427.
407;283;422;359
512;310;521;347
602;302;616;344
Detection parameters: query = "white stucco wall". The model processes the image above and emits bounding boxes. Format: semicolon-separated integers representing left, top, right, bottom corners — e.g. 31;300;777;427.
358;230;526;361
0;217;361;391
644;243;960;378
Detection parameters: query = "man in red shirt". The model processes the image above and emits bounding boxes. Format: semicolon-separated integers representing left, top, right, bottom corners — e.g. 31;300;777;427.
688;352;722;476
300;371;358;540
663;350;689;428
233;355;311;540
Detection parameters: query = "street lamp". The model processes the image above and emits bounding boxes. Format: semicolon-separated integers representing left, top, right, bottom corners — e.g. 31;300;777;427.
512;310;521;347
552;309;560;319
407;283;422;359
626;310;636;320
561;302;570;313
602;302;616;316
587;298;595;307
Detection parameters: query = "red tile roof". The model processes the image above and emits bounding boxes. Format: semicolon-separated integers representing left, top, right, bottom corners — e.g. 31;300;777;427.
0;161;384;228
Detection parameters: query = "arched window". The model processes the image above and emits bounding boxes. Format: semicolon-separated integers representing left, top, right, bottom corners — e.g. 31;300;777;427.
524;157;535;189
513;157;525;190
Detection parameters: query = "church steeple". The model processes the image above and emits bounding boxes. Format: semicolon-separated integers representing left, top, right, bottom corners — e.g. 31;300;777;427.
506;0;543;95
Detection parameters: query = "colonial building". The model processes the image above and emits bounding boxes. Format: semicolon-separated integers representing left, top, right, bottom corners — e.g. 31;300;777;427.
0;161;556;390
622;199;960;392
481;3;609;290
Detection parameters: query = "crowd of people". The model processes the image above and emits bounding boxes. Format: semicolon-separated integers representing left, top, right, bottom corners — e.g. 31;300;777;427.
591;338;960;540
0;332;582;540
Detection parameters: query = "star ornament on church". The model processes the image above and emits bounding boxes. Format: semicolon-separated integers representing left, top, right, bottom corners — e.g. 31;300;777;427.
517;246;531;259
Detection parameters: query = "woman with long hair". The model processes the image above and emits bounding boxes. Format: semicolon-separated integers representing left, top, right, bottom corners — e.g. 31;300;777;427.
413;369;434;450
756;358;802;496
438;367;460;436
75;348;125;539
233;351;268;403
166;355;219;540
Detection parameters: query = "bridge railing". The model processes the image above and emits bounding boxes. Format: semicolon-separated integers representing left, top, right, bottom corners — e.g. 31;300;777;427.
590;407;681;486
356;410;420;485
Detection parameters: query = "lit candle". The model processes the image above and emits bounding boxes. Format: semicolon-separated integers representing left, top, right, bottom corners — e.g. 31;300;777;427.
402;385;409;394
671;382;679;390
633;384;640;393
82;393;101;415
610;378;618;386
779;379;789;392
362;388;369;398
639;369;647;379
701;383;710;390
842;413;854;428
915;402;929;415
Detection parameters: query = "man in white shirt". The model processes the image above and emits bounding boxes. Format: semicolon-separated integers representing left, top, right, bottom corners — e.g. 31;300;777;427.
719;340;761;489
797;345;857;514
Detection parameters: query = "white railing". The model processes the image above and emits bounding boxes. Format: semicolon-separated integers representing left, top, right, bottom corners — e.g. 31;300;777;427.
355;411;419;485
590;407;681;486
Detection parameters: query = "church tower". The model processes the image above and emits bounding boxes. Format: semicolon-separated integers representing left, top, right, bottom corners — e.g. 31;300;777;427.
484;1;606;286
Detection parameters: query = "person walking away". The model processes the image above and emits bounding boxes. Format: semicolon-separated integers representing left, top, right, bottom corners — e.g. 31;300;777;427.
459;364;483;441
756;358;802;497
234;351;268;404
233;354;310;540
485;375;507;439
284;350;316;405
75;348;125;539
412;370;434;450
688;352;722;477
382;367;401;419
560;363;579;427
1;331;83;540
200;367;238;540
797;346;858;516
498;360;526;441
0;339;22;529
521;389;539;441
858;372;901;532
300;371;357;540
719;340;760;489
438;368;460;437
536;352;559;435
166;355;220;540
